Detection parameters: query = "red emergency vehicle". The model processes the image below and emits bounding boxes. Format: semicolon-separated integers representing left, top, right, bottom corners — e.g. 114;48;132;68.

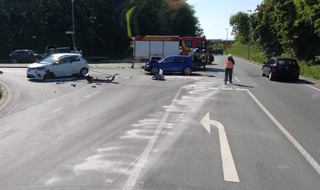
133;35;214;69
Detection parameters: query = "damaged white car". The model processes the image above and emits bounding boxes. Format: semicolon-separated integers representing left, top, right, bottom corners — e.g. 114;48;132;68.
27;53;89;80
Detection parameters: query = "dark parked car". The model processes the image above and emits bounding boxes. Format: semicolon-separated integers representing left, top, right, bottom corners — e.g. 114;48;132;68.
262;58;300;81
9;49;43;63
144;55;196;75
46;47;72;55
212;48;223;55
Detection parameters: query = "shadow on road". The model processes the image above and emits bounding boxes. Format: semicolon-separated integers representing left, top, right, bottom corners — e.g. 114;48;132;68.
27;77;86;83
232;83;255;88
204;67;225;73
273;78;315;85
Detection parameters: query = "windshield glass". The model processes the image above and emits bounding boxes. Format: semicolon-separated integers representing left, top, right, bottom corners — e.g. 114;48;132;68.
39;55;60;64
278;59;298;66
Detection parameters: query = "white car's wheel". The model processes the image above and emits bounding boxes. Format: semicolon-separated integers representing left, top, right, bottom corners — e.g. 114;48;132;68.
268;71;274;81
80;68;88;77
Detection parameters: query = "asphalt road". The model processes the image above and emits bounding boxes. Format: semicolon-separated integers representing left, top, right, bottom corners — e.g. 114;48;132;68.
0;58;319;190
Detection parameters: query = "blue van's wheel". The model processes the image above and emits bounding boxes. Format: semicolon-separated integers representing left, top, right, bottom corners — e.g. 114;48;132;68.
150;67;159;75
183;67;192;75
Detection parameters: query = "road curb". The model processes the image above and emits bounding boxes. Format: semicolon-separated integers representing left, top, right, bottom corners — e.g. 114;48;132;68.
0;82;8;108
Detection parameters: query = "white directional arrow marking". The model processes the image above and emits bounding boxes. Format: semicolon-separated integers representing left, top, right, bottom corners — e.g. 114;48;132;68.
200;112;240;183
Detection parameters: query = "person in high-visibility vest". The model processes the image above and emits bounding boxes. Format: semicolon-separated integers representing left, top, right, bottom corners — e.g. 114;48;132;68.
224;54;235;84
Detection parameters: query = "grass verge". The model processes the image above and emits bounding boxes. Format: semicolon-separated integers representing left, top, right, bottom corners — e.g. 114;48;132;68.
299;63;320;80
226;43;267;64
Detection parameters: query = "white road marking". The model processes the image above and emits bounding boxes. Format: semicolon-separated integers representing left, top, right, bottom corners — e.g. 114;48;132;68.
125;87;183;188
221;88;233;91
0;82;20;118
301;83;320;92
246;89;320;175
200;113;240;182
235;56;261;68
234;76;240;83
46;177;61;185
236;88;246;91
46;108;61;116
84;91;100;98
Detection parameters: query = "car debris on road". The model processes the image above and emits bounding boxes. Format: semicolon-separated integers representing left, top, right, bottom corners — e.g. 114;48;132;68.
85;73;119;84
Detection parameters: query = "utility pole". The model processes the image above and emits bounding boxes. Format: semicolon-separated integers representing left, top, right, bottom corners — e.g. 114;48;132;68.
71;0;76;48
225;28;228;54
247;10;252;60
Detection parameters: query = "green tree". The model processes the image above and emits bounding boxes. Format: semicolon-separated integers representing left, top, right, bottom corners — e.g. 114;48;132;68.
250;0;284;57
250;0;320;62
230;11;250;44
0;0;202;60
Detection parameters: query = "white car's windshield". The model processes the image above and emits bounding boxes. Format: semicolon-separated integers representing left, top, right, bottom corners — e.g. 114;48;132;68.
39;55;60;64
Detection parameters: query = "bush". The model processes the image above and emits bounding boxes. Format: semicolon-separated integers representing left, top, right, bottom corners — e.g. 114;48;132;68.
299;62;320;79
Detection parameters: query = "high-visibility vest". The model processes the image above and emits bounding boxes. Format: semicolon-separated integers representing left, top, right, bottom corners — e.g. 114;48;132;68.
225;59;234;69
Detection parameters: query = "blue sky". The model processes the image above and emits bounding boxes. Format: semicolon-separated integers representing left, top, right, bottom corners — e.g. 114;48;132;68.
187;0;263;40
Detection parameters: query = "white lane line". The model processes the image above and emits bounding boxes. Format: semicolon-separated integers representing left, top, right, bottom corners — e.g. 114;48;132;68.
236;88;246;91
234;76;240;83
235;56;261;68
246;89;320;175
125;87;183;188
46;108;61;116
209;87;220;90
84;91;100;98
301;83;320;92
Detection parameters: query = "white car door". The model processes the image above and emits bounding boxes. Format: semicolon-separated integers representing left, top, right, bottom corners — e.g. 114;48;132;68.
51;57;72;77
69;55;82;75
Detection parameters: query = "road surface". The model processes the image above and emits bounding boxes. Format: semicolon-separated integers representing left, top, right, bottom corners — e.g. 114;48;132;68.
0;58;319;190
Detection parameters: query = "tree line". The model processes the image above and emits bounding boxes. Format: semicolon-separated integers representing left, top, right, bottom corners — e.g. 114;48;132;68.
230;0;320;65
0;0;202;61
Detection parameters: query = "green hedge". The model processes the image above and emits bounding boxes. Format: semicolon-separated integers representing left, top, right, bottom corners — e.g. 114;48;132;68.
299;63;320;80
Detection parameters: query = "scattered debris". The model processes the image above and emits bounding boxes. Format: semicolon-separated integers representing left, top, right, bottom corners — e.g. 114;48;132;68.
85;73;119;84
152;69;165;80
56;80;67;84
71;84;76;87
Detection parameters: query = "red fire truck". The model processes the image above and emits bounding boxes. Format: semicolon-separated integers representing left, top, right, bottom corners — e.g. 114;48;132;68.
180;36;214;69
133;35;214;69
133;36;180;62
